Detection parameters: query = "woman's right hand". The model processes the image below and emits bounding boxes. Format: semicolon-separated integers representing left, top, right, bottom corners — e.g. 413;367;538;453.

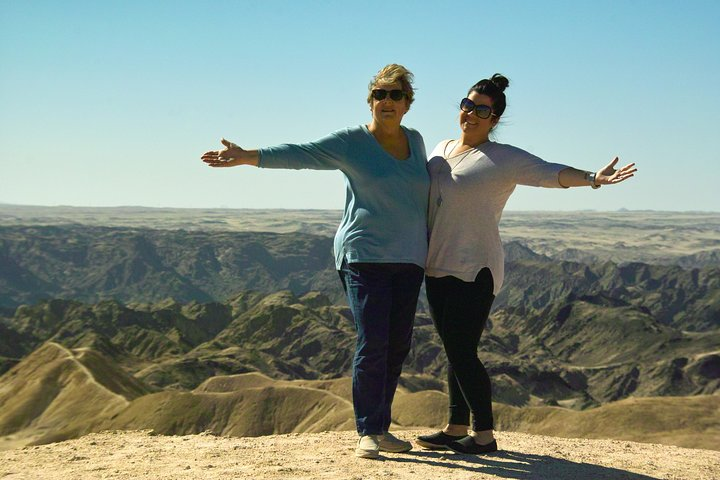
201;139;258;167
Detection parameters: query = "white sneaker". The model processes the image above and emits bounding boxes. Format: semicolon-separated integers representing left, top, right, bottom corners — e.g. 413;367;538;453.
379;431;412;453
355;435;380;459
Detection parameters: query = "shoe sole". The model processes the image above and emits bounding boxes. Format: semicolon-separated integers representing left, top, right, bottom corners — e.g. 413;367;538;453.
448;447;498;455
355;449;380;459
379;445;412;453
447;443;498;455
415;439;449;450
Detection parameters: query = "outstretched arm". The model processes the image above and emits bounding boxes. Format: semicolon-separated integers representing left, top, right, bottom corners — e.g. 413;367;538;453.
201;139;259;168
558;157;637;188
203;131;347;171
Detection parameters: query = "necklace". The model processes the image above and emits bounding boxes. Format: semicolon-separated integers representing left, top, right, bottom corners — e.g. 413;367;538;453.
435;140;477;207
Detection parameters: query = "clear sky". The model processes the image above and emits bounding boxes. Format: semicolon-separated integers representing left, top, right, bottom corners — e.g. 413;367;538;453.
1;0;718;211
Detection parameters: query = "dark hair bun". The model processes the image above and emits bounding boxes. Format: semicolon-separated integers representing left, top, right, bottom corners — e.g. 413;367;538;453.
490;74;509;92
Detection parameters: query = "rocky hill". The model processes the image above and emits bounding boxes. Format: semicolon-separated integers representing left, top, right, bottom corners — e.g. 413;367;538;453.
0;342;149;448
0;226;341;308
1;291;717;409
1;347;718;452
2;225;718;331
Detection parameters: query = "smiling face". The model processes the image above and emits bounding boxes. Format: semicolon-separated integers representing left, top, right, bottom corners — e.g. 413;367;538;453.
370;82;410;126
459;92;498;139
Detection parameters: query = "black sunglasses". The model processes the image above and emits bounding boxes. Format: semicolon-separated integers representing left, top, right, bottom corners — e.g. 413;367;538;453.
372;89;406;101
460;97;495;119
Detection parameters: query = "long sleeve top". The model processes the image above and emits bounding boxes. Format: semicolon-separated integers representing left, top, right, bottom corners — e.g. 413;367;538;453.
426;139;568;294
259;125;430;269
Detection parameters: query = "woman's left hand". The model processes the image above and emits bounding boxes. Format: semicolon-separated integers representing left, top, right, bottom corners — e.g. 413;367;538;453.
596;157;637;185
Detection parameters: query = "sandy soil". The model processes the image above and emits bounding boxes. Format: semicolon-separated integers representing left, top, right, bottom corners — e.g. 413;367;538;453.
1;429;718;480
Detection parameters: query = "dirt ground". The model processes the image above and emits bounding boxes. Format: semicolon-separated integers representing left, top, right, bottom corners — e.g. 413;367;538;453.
1;429;718;480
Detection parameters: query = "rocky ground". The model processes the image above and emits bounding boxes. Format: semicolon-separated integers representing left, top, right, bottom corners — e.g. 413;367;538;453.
1;429;718;480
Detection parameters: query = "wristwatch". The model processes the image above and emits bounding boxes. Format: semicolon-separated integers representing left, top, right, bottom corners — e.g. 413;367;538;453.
586;171;601;189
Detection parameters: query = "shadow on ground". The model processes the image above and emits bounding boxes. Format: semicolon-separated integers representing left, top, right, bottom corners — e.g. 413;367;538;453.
384;449;660;479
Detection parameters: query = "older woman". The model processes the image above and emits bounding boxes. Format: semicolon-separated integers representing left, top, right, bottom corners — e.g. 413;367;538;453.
201;64;429;459
416;74;636;455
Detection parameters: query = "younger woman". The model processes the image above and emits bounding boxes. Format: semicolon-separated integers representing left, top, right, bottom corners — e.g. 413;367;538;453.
417;74;636;454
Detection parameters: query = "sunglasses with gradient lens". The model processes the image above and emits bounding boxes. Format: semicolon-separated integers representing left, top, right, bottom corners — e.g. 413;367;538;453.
372;89;406;101
460;97;494;119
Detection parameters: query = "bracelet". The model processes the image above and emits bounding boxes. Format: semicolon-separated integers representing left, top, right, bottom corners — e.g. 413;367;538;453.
585;171;601;189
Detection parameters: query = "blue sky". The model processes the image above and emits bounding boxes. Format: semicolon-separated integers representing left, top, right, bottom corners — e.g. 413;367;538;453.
1;0;718;211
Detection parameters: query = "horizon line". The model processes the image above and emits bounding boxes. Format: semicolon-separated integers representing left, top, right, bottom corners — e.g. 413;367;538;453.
0;202;719;214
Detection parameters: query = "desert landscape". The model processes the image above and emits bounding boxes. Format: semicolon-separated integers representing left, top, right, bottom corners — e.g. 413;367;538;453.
4;0;718;476
2;205;717;266
0;206;718;478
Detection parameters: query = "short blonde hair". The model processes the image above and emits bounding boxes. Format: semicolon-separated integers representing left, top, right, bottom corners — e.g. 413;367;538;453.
367;64;415;107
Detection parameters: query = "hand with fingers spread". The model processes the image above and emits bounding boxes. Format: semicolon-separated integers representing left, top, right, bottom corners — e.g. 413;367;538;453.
594;157;637;186
557;156;638;188
201;138;259;167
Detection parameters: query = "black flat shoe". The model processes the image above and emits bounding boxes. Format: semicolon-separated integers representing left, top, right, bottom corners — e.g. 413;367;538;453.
416;431;466;450
447;436;498;455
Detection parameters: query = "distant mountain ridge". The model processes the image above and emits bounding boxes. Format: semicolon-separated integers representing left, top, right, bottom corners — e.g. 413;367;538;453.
4;206;718;267
0;226;341;308
2;226;718;332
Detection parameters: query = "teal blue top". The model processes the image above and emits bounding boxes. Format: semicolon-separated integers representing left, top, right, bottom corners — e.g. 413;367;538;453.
259;125;429;270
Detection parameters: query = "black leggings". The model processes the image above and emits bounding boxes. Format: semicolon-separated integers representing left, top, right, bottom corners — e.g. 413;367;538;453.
425;268;495;431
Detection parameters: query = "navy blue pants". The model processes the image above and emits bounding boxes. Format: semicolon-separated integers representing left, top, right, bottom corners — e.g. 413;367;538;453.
425;268;495;432
338;261;424;435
